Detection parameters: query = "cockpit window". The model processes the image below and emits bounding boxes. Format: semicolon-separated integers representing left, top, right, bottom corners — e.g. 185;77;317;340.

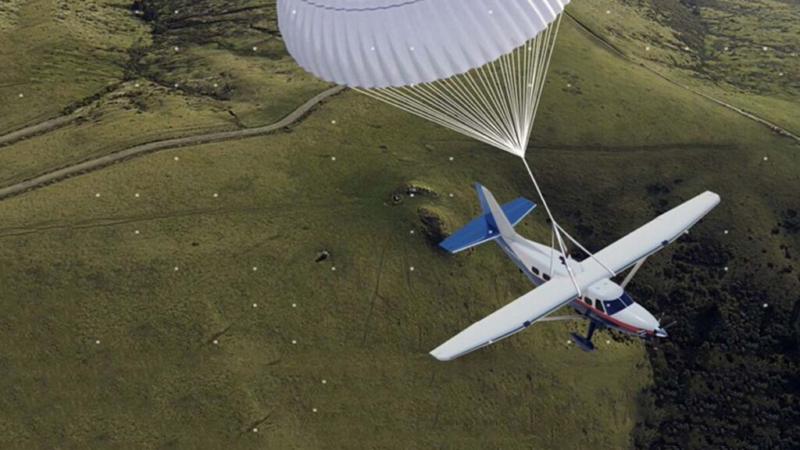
602;299;626;315
620;293;634;306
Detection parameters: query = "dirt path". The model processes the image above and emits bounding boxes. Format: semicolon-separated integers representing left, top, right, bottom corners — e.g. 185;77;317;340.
565;13;800;145
0;112;85;147
0;86;345;201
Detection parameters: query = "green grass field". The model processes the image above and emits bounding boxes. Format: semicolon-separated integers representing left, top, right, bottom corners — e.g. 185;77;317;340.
0;1;797;449
568;0;800;135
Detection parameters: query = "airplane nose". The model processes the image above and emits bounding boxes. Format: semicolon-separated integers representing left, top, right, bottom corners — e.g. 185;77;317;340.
619;304;661;334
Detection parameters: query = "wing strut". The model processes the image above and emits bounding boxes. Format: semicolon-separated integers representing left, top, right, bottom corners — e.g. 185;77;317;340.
621;256;648;289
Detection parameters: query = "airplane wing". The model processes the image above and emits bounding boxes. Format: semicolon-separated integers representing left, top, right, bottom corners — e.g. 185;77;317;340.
431;191;720;361
429;277;580;361
583;191;721;275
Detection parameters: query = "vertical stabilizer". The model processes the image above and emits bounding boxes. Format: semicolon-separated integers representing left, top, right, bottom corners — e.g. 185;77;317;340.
477;184;517;240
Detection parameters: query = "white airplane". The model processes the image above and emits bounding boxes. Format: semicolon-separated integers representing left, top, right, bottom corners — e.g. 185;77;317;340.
431;184;720;361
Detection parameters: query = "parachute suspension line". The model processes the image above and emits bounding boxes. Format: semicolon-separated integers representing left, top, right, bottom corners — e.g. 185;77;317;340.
525;14;563;152
353;14;583;293
521;157;582;297
555;224;617;278
354;14;564;157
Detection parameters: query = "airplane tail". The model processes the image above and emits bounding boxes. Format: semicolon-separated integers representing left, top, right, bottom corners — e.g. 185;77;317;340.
439;183;536;253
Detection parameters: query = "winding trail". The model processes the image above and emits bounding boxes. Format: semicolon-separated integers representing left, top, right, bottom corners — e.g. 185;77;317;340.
2;15;795;202
0;111;85;147
565;13;800;145
0;86;344;201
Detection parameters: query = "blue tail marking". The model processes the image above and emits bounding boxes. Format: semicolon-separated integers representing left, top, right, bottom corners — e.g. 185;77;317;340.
439;183;536;253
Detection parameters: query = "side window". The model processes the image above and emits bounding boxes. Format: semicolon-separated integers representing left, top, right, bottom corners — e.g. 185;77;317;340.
531;266;540;276
595;300;605;313
543;273;551;281
583;297;591;306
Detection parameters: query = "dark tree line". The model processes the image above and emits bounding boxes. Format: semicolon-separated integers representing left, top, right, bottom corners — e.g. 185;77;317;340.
634;235;799;449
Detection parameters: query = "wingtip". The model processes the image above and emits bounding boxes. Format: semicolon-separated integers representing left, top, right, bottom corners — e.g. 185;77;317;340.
429;348;453;362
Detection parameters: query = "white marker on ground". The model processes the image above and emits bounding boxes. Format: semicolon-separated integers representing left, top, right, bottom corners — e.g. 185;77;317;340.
213;339;218;345
409;266;415;271
95;340;100;345
253;303;258;308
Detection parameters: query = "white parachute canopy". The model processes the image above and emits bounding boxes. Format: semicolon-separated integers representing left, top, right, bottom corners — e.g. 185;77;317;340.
277;0;569;157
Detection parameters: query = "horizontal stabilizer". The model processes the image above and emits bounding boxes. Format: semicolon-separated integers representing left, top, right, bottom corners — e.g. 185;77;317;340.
439;196;536;254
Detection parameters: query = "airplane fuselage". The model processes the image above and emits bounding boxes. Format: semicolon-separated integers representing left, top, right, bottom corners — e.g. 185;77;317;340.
495;234;666;339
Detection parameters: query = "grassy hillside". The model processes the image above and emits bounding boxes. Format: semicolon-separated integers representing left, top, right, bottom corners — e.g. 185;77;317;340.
0;0;150;131
569;0;800;135
0;1;797;449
